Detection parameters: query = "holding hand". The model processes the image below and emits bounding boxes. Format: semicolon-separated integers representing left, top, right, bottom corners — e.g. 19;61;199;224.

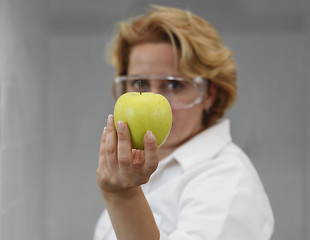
96;114;159;195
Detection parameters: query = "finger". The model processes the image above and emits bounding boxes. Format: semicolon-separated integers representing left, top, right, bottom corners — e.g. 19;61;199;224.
98;127;107;169
143;131;159;175
99;127;107;157
116;121;134;172
97;127;107;186
104;114;118;171
132;149;145;165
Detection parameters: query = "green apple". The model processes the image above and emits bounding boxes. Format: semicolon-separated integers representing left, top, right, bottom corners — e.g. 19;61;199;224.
113;92;172;150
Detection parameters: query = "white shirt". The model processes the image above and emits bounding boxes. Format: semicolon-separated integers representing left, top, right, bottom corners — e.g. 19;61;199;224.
93;119;274;240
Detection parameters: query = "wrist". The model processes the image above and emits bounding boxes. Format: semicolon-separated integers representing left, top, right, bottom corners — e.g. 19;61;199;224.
101;186;143;201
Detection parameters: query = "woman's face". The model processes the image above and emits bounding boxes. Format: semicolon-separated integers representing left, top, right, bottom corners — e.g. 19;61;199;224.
127;43;215;159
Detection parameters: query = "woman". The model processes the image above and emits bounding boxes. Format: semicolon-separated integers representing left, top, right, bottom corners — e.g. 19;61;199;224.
95;5;274;240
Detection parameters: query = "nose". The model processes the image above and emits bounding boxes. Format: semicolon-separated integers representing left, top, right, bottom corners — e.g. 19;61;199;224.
148;80;162;94
150;87;161;94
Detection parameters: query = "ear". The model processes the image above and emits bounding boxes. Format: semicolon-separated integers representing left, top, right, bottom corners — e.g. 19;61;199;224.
203;82;218;110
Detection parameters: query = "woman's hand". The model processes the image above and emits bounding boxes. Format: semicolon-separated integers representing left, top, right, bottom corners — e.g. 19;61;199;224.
96;114;159;195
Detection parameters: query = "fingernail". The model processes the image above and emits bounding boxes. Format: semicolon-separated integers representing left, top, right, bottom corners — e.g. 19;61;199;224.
146;131;155;142
117;121;125;132
107;114;113;125
103;127;107;136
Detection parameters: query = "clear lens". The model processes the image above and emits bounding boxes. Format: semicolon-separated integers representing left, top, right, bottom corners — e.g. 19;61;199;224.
114;75;207;109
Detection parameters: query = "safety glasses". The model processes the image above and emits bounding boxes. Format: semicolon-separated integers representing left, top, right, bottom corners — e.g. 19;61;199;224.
113;75;208;110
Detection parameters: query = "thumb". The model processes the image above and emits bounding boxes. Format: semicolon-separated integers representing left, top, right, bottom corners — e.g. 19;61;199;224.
143;131;159;174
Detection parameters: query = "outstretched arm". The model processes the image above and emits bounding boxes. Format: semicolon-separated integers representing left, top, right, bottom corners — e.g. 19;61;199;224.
96;114;160;240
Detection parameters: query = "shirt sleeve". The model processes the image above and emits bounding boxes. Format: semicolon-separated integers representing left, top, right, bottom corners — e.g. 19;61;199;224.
158;158;274;240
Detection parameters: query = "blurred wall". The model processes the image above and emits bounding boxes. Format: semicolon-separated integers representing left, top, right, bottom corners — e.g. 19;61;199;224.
1;0;309;240
0;0;48;239
306;0;310;237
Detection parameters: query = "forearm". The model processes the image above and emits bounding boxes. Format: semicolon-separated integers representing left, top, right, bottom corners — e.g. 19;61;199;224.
102;186;160;240
97;116;160;239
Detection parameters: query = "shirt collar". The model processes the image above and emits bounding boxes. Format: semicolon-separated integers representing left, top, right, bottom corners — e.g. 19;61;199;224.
167;118;232;172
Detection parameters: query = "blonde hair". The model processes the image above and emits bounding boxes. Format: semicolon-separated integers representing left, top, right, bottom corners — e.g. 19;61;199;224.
107;5;237;127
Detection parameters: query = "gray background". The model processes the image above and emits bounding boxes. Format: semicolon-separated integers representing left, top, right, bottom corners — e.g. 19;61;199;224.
0;0;309;239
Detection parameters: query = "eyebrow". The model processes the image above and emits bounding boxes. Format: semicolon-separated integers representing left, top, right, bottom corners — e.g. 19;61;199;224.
126;75;187;80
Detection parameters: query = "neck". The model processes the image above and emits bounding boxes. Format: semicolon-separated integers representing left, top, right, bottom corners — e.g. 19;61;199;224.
157;125;207;161
157;146;174;161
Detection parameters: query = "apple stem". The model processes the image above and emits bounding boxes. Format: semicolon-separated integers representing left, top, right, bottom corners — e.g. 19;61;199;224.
139;80;142;95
